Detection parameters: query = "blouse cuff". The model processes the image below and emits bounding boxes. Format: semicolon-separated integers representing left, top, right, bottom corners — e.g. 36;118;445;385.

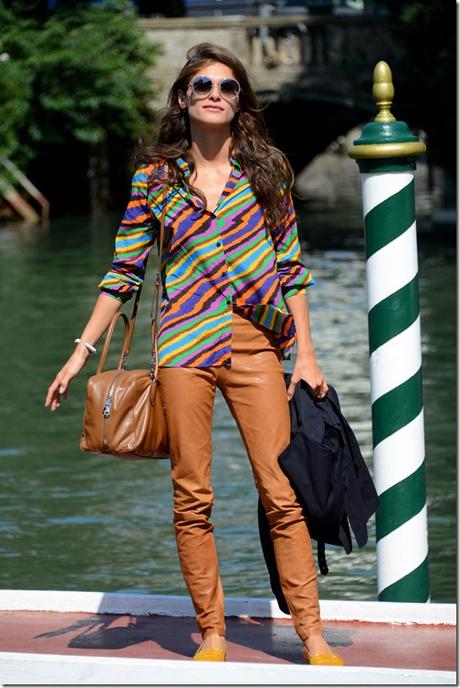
283;278;315;300
100;287;129;303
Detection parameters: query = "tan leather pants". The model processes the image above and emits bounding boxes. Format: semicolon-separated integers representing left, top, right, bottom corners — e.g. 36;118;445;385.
158;308;323;642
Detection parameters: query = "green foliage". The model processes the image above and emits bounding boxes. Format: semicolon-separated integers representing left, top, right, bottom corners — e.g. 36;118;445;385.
0;8;35;163
0;0;161;168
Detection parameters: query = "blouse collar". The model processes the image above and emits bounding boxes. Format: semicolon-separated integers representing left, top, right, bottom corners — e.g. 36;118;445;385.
174;154;242;212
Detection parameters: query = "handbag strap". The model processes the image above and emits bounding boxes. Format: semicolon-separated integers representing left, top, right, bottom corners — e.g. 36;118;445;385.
96;312;131;375
149;185;169;380
96;183;169;376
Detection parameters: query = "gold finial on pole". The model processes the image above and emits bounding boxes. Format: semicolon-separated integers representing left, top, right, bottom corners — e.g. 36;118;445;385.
373;61;396;122
348;60;426;160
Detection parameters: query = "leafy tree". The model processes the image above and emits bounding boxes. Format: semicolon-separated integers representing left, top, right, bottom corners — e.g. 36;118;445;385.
0;8;36;166
0;0;162;211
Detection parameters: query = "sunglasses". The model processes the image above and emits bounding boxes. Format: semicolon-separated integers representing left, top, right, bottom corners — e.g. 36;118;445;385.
188;75;241;101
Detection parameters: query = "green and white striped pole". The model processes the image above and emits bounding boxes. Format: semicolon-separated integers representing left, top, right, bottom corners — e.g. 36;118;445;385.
349;62;429;602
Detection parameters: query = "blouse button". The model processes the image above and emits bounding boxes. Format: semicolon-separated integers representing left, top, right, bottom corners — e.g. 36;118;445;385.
216;241;222;247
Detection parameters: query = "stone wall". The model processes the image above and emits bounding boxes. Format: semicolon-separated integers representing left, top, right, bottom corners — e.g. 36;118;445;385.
139;14;396;108
140;19;261;107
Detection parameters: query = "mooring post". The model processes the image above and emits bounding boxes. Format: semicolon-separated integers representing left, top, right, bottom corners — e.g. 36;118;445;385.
348;61;430;602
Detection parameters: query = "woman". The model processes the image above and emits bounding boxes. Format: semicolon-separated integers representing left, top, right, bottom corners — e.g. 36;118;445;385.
45;42;344;666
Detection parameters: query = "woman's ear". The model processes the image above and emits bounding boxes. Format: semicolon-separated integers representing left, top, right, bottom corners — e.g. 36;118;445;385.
177;89;187;110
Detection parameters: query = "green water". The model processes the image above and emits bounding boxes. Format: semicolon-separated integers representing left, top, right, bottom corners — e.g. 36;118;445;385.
0;206;455;602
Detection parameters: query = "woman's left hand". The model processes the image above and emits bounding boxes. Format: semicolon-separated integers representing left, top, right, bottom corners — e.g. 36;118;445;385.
286;351;329;402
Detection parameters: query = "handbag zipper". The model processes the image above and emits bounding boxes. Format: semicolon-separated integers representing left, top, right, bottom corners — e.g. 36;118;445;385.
102;371;124;451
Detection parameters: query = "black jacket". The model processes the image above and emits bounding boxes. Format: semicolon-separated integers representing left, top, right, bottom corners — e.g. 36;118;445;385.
257;374;379;613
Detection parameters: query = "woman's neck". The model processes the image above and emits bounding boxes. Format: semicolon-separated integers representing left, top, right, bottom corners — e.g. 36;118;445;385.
187;130;233;170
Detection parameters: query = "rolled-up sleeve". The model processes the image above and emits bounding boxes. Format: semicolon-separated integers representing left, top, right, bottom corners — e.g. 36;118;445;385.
98;167;159;303
271;185;315;300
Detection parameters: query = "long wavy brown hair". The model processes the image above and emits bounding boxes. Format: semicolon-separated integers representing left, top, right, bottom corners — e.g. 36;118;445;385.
134;42;294;232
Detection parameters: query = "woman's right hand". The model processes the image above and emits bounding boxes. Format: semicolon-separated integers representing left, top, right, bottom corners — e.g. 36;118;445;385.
45;348;90;412
44;293;122;412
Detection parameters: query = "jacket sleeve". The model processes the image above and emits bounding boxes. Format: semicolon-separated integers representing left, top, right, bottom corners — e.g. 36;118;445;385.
97;166;159;303
271;182;315;300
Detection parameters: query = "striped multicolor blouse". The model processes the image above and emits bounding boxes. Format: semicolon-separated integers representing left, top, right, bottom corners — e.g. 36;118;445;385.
98;155;315;367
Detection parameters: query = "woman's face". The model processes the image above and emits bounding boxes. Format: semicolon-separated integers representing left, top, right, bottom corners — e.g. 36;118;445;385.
178;61;240;128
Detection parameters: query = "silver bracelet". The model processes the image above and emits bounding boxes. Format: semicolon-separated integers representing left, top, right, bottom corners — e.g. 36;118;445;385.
74;338;97;355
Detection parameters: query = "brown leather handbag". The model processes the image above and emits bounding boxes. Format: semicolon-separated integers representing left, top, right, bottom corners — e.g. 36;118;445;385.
80;187;169;460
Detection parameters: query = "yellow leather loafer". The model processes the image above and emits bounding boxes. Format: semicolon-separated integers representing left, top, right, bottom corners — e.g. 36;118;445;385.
303;647;345;666
192;645;227;662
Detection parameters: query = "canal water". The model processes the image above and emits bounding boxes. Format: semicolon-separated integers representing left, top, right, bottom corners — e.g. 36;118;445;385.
0;204;455;603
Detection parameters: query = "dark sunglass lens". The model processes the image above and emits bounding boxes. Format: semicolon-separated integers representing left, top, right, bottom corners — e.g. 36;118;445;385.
192;76;212;94
220;79;239;96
